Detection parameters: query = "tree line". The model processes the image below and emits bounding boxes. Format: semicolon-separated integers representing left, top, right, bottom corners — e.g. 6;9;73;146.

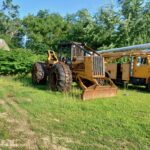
0;0;150;54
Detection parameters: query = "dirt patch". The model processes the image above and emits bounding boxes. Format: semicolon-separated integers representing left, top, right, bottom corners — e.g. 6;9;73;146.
80;130;86;135
97;137;141;150
25;98;32;103
0;98;39;149
52;133;76;149
41;135;70;150
0;112;8;119
41;136;50;149
52;144;69;150
6;118;19;124
0;139;18;148
0;98;72;150
52;133;73;144
53;118;60;123
117;139;141;150
0;100;5;105
23;139;38;150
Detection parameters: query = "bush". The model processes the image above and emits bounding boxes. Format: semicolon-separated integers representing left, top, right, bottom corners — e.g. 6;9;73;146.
0;49;46;75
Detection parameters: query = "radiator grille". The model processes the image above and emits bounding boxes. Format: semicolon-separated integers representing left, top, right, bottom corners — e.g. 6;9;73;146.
93;56;105;76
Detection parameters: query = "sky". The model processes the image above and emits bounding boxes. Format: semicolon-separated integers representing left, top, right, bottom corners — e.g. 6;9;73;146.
0;0;118;18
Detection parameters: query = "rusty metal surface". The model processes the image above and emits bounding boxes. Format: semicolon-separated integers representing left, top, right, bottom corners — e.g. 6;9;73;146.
70;42;118;100
77;76;118;100
81;85;117;100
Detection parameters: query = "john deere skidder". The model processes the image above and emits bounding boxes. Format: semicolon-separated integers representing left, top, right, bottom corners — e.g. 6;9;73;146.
32;42;117;100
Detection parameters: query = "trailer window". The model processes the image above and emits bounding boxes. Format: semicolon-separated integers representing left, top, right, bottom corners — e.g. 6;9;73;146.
137;57;147;66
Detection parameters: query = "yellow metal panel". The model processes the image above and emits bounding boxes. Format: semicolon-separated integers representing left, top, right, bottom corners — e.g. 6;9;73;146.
133;56;150;78
84;57;93;78
133;65;150;78
148;55;150;64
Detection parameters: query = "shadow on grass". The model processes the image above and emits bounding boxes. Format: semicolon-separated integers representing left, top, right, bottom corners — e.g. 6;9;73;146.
117;84;149;94
14;75;149;101
13;74;82;100
13;74;48;91
69;85;82;100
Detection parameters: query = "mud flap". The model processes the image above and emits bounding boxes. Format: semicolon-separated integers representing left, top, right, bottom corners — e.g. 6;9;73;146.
81;85;117;101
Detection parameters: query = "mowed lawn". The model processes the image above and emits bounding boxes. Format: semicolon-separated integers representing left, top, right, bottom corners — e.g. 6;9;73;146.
0;76;149;150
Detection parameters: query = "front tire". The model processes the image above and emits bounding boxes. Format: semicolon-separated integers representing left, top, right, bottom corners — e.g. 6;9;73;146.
48;62;72;92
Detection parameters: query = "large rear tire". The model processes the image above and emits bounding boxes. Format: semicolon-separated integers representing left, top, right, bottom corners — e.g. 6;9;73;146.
48;62;72;92
32;62;47;84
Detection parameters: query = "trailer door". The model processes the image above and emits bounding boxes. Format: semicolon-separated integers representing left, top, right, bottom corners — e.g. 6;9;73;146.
122;64;130;81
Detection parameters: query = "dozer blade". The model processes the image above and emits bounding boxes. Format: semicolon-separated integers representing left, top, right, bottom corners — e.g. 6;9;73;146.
81;85;117;101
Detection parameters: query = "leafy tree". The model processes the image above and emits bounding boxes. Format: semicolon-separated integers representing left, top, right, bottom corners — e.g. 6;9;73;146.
0;0;21;48
22;10;69;53
2;0;20;18
65;9;94;44
90;7;120;49
1;0;150;52
117;0;146;46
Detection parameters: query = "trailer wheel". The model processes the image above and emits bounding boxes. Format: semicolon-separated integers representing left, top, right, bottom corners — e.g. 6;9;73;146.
32;62;47;84
147;83;150;91
146;77;150;91
48;62;72;92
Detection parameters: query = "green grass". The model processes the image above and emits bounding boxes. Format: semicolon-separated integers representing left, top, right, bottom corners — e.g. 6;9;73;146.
0;76;149;150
